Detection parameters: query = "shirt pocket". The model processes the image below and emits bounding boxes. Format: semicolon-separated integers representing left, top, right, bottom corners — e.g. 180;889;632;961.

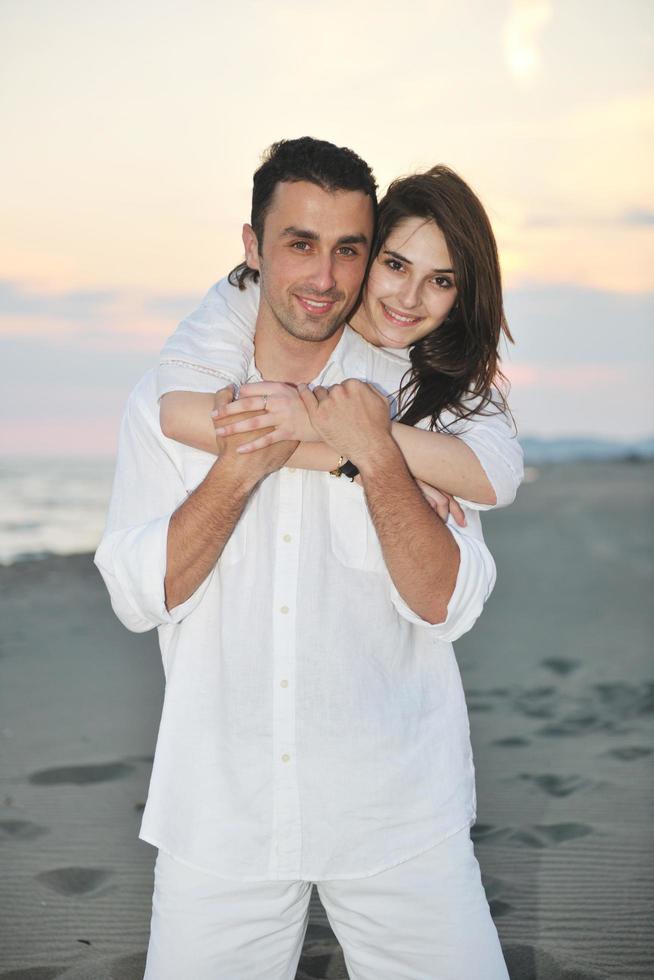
179;453;247;567
327;477;384;572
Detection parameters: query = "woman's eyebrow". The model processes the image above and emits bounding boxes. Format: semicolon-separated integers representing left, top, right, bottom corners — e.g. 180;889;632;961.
383;248;454;274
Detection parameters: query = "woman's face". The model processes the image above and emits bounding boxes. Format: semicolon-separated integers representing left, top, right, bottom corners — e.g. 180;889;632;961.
361;217;458;349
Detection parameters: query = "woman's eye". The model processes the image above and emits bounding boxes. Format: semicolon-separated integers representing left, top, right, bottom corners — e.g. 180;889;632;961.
385;259;404;272
433;276;454;289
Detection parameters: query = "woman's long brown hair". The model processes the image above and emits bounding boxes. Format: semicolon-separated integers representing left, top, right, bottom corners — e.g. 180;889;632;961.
375;166;514;431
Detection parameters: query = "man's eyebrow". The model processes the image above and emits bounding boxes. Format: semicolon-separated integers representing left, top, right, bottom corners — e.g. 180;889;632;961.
281;227;369;246
281;226;319;240
383;249;454;274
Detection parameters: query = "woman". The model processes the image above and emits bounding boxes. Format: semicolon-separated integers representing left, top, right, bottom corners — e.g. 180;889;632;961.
157;165;523;517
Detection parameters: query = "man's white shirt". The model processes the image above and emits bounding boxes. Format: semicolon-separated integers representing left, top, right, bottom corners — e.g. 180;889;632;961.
96;326;498;881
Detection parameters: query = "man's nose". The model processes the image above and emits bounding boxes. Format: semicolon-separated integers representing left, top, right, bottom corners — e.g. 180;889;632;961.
309;253;337;293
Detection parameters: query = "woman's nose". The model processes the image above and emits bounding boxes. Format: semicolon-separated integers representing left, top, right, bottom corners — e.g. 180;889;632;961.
397;279;421;309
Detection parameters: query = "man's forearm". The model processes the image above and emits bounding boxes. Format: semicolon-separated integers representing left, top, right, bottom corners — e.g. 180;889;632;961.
358;439;460;625
164;457;255;610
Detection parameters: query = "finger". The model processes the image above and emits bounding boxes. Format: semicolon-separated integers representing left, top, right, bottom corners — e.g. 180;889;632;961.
313;386;330;404
450;498;467;528
212;396;269;419
435;501;449;524
213;386;235;410
214;416;271;436
235;431;281;454
238;382;288;398
298;384;319;416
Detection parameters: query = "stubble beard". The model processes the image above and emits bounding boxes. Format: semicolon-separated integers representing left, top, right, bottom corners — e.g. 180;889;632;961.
259;271;348;344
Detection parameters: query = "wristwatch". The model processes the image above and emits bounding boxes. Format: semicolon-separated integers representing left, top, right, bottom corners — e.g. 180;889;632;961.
329;456;360;481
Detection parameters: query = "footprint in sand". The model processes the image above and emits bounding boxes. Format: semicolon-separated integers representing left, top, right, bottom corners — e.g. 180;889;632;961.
0;969;63;980
36;866;113;897
0;819;48;841
537;714;602;737
481;875;514;919
298;946;346;980
518;773;598;797
472;822;592;848
53;952;147;979
298;922;344;979
28;762;134;786
503;943;605;980
492;736;530;747
604;745;652;761
512;686;558;720
541;657;581;676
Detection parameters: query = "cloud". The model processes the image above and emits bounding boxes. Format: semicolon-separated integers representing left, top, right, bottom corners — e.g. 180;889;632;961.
0;279;201;350
503;0;552;84
622;208;654;227
521;208;654;229
506;362;628;391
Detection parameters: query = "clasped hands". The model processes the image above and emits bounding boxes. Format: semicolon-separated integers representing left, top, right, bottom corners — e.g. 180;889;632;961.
211;380;465;526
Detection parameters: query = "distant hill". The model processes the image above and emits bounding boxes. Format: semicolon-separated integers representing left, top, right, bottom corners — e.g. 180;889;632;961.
522;436;654;465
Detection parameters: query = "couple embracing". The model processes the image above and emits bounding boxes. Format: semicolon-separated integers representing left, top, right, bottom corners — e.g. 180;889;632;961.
96;136;522;979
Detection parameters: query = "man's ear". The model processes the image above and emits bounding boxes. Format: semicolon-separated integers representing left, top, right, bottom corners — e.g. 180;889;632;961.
242;224;261;272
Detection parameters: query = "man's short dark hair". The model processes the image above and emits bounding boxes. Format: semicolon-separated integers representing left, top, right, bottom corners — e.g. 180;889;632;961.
229;136;377;288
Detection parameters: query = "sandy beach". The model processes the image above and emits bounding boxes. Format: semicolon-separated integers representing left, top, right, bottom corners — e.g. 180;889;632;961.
1;460;652;980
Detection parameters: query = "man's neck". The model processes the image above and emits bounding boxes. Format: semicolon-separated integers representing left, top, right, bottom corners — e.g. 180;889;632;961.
253;316;345;384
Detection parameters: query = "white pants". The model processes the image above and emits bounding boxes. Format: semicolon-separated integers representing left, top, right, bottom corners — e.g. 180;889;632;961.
144;828;509;980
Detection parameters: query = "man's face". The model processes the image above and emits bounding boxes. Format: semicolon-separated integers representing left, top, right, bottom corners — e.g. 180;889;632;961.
243;180;374;343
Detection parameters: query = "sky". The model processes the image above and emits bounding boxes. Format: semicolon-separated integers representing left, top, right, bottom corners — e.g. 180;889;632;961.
1;0;652;455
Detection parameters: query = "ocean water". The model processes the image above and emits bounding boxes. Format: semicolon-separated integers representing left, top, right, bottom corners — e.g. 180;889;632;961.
1;438;653;565
0;458;116;565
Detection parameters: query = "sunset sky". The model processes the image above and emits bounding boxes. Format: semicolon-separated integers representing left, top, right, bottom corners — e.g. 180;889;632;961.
1;0;652;455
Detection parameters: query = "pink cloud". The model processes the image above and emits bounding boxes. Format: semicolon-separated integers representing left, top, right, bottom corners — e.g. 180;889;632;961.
0;418;119;457
505;362;627;391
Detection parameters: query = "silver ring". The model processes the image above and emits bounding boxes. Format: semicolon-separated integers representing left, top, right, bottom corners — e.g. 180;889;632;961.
262;394;268;410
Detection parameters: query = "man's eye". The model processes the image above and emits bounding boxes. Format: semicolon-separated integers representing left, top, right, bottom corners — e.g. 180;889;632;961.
292;241;311;251
338;246;357;257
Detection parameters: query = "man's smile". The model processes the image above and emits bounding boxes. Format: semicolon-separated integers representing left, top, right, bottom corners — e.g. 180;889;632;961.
294;294;338;316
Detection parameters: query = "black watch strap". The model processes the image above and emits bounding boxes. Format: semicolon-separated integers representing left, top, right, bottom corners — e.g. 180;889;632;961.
339;459;359;480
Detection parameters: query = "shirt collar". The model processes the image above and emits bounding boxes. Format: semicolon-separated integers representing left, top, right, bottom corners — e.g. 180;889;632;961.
246;324;369;387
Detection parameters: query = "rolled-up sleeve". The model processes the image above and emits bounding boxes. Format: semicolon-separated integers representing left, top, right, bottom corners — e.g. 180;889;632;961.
94;371;214;633
157;277;259;398
389;511;496;642
451;407;524;511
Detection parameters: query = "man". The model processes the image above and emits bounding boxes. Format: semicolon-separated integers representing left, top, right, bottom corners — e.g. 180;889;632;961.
95;137;508;978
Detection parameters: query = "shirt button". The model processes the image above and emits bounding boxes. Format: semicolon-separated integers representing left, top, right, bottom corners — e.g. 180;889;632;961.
281;753;290;763
280;605;289;615
282;534;292;543
280;679;289;688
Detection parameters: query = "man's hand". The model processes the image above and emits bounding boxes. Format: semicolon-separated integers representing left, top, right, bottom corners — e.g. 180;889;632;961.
213;388;298;484
298;380;392;467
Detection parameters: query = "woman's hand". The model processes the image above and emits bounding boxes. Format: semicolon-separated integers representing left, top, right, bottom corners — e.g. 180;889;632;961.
415;480;466;527
211;381;319;453
298;380;392;466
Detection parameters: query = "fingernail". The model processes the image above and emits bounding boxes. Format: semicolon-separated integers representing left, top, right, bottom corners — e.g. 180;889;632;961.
214;426;225;435
210;410;219;418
